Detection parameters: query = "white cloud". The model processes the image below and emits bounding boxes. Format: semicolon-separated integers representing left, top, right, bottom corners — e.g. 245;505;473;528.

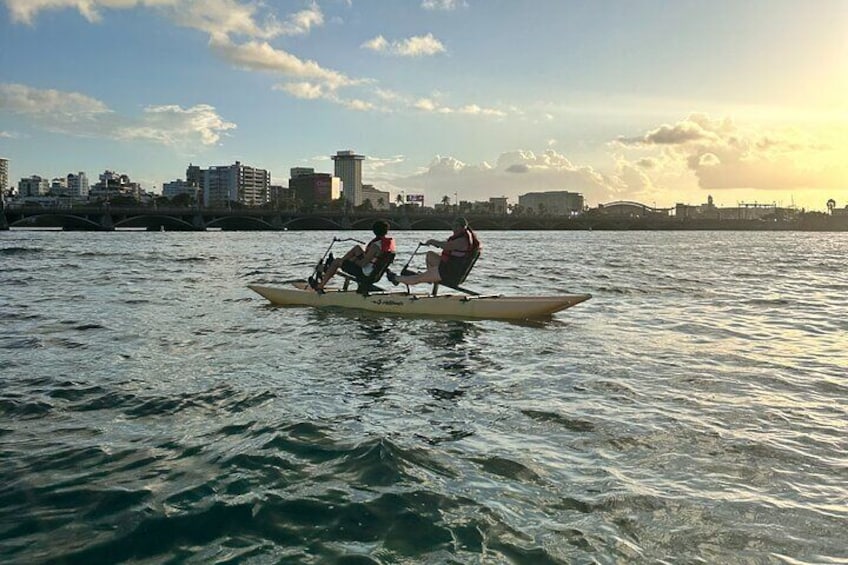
0;83;235;146
387;149;619;203
0;82;111;117
421;0;467;11
0;130;20;138
276;82;324;100
119;104;236;145
209;37;352;89
361;33;446;57
614;113;847;192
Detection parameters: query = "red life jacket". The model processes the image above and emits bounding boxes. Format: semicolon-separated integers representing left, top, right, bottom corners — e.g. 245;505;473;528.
368;236;396;263
441;228;479;262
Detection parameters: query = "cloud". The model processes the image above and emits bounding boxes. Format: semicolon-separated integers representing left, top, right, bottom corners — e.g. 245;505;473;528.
119;104;236;145
276;82;324;100
0;83;235;146
361;33;446;57
4;0;302;40
383;149;619;203
421;0;467;10
209;36;353;89
0;130;20;138
0;82;111;117
614;113;848;192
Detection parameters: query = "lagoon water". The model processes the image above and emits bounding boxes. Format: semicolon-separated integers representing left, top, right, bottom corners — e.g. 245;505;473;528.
1;230;846;564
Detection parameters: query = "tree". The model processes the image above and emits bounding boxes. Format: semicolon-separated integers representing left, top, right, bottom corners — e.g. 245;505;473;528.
396;194;404;206
827;199;836;214
377;197;385;209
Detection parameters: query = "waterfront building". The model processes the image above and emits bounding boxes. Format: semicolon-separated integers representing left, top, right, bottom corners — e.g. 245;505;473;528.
198;161;270;207
289;168;341;207
18;175;49;197
332;150;364;207
67;172;89;198
270;184;295;208
0;158;8;195
89;171;142;201
518;191;584;215
51;177;68;194
162;179;199;202
361;184;390;210
599;201;669;218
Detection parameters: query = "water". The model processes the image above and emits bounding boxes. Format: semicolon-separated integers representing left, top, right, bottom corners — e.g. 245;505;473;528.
1;230;846;564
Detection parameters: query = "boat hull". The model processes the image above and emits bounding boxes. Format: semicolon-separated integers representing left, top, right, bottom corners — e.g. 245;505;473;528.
248;282;591;320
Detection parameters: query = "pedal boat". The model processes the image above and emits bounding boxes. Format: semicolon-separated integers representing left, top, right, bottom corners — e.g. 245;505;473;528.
248;281;591;321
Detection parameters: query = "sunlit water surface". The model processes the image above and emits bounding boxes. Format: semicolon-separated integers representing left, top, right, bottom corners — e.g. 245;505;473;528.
1;230;846;564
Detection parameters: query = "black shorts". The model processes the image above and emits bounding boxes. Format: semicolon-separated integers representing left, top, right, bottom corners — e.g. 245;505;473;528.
341;259;364;278
438;258;466;285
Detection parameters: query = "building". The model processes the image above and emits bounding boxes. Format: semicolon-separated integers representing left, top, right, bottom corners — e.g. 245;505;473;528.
269;184;295;208
18;175;49;197
289;168;341;207
50;177;68;194
89;171;142;201
518;191;584;215
599;201;668;218
195;161;270;207
162;179;198;202
332;150;364;206
361;184;390;210
67;172;89;198
0;158;8;195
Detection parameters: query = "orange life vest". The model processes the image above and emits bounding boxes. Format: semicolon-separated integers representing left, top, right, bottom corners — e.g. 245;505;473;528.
441;228;479;262
368;236;396;261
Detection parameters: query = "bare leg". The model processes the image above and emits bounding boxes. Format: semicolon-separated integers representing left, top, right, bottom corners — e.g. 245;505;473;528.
398;264;441;285
319;245;363;288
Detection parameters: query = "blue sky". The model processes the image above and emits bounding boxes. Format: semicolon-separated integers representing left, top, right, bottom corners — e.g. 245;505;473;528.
1;0;845;209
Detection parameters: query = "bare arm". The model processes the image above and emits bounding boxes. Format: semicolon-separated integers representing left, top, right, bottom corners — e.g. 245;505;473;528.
440;233;469;253
358;242;381;265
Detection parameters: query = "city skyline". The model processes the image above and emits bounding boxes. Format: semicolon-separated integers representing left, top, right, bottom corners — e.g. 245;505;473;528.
1;1;845;211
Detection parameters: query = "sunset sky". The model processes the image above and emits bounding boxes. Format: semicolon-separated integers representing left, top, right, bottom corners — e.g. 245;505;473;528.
1;0;845;210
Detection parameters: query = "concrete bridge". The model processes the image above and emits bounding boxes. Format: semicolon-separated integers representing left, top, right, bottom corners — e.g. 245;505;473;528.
1;204;590;231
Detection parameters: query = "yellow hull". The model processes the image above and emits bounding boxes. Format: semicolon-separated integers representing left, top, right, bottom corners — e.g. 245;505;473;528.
248;283;590;321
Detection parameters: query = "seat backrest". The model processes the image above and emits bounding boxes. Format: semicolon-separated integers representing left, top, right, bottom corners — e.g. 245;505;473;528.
366;252;395;284
441;248;480;287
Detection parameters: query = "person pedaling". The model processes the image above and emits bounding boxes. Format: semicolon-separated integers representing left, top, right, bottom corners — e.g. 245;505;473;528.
309;220;396;293
387;217;481;288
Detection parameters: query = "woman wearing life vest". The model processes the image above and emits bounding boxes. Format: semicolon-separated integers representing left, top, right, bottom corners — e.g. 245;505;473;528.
389;216;480;287
311;220;396;292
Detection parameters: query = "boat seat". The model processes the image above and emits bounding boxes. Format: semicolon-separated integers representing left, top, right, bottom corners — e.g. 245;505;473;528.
432;248;481;296
339;252;396;295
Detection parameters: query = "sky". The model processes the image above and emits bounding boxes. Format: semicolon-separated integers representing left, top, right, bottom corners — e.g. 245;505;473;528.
1;0;846;210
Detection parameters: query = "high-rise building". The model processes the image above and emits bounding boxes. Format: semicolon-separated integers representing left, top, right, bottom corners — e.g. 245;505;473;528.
289;169;341;206
18;175;49;197
197;161;270;207
67;172;89;198
0;158;8;194
332;150;364;206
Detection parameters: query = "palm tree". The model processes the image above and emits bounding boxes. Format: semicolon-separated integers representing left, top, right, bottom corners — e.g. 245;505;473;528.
441;195;451;208
827;199;836;214
396;194;404;206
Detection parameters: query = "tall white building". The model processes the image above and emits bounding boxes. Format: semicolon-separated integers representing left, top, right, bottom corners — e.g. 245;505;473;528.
332;150;364;206
67;172;89;198
201;161;270;207
0;158;8;194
